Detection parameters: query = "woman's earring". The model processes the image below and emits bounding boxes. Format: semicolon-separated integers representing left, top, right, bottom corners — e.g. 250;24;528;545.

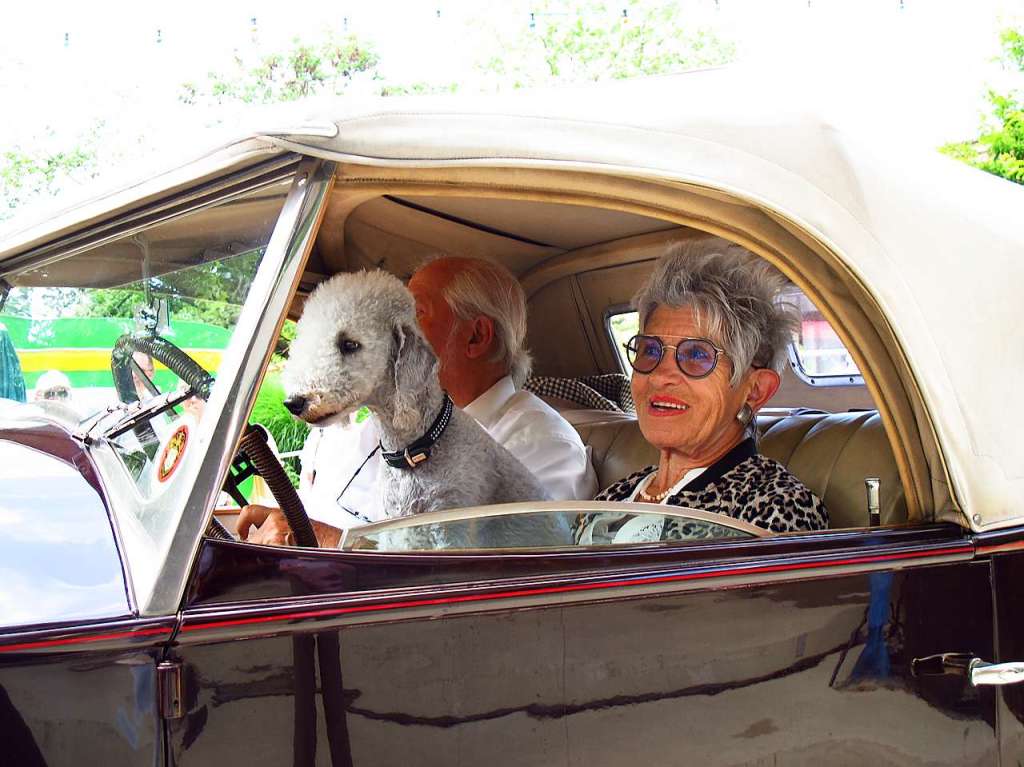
736;403;754;426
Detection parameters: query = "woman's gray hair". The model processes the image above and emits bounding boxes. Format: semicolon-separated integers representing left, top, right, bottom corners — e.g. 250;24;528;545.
634;237;799;387
441;258;533;385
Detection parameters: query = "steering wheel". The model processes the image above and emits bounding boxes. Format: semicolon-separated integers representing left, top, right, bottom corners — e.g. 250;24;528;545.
110;332;318;547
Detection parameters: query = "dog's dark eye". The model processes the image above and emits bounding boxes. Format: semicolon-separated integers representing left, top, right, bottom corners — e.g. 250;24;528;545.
337;336;361;355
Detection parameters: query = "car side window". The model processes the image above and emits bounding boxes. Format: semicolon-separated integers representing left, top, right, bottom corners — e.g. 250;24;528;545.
781;287;864;386
606;307;640;372
339;504;763;552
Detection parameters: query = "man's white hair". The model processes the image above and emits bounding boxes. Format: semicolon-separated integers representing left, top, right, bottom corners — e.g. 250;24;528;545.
438;258;533;385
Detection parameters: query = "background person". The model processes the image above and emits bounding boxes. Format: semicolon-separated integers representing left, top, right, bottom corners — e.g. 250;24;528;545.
33;369;73;404
0;323;26;403
30;369;79;420
587;238;828;538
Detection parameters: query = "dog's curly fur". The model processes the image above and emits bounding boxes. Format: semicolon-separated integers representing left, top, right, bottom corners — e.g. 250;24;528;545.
283;270;567;548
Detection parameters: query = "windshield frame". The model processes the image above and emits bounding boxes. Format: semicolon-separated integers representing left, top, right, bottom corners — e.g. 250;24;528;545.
141;157;335;616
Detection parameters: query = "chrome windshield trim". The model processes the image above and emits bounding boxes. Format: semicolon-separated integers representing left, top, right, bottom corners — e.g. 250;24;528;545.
0;155;300;279
339;500;768;550
142;158;335;616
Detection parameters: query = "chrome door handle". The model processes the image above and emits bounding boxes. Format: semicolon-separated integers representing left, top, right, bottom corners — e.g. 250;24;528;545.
969;659;1024;686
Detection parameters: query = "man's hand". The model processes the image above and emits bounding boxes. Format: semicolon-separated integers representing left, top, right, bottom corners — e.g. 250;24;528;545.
236;505;343;548
237;504;291;545
311;520;342;549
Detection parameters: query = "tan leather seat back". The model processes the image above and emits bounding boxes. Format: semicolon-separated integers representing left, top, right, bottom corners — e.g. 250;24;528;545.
572;410;906;529
575;417;659;490
759;412;905;528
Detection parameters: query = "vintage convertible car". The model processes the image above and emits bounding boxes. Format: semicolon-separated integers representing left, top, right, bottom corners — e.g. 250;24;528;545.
1;69;1023;766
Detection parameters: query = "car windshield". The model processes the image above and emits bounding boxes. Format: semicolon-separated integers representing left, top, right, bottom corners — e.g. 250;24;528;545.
0;179;290;503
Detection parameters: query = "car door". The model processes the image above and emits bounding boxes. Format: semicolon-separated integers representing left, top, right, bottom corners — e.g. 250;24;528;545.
979;534;1024;766
166;519;997;767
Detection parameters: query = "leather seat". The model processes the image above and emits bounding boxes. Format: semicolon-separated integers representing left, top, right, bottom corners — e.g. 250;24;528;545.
570;410;906;529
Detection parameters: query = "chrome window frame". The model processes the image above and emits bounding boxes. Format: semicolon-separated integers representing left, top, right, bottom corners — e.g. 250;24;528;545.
786;345;865;388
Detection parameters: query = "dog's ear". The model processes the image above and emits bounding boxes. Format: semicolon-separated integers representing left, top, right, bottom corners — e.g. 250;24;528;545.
390;321;438;432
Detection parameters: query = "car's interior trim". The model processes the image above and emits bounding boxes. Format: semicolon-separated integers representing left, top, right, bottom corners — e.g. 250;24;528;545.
383;195;556;248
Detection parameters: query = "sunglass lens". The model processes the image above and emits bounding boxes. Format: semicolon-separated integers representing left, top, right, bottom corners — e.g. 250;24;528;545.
676;339;717;378
627;335;663;373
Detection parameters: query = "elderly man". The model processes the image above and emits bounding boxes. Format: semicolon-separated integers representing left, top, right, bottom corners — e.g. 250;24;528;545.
290;256;598;532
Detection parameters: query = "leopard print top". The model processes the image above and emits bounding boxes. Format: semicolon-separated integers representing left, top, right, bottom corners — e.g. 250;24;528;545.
594;438;828;536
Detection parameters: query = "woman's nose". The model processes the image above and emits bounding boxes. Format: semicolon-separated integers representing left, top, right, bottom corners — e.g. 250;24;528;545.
648;351;681;382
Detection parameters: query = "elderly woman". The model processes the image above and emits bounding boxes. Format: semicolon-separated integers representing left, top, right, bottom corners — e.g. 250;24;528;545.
596;238;828;535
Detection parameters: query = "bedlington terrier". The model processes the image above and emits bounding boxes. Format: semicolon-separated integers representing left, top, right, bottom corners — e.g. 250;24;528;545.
282;269;569;549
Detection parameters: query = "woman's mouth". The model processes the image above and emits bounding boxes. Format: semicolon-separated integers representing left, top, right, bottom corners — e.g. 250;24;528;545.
648;396;689;415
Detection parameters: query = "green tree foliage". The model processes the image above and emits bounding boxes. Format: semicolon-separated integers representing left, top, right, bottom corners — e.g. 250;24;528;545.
74;249;262;328
182;35;380;105
0;137;100;222
479;0;735;89
379;81;460;97
941;27;1024;184
0;288;30;318
251;371;308;486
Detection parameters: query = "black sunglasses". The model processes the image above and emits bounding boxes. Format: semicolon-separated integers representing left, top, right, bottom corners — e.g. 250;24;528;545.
624;334;727;379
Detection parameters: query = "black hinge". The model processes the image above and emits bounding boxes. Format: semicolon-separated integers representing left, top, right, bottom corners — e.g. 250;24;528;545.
157;659;185;719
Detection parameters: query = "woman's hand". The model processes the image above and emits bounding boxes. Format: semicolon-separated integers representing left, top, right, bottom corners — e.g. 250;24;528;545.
236;505;342;548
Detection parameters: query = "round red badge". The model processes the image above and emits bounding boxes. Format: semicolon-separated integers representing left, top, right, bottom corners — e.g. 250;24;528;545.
157;424;189;482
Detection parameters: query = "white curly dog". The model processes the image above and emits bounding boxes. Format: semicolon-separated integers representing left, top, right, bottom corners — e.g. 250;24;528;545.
282;270;569;549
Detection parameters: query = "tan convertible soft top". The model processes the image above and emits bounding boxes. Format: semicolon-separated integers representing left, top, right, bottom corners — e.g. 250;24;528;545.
2;68;1022;532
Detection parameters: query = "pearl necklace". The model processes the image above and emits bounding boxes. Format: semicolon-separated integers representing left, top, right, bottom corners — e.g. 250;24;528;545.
637;473;674;502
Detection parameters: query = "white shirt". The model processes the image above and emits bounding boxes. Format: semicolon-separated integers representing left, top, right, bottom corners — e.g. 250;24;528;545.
298;412;384;530
300;376;598;529
463;377;597;503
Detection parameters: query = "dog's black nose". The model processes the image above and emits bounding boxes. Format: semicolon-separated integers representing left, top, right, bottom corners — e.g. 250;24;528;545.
283;396;307;416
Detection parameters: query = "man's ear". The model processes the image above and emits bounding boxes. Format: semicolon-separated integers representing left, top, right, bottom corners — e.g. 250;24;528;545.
390;322;438;432
745;368;781;412
465;316;495;360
